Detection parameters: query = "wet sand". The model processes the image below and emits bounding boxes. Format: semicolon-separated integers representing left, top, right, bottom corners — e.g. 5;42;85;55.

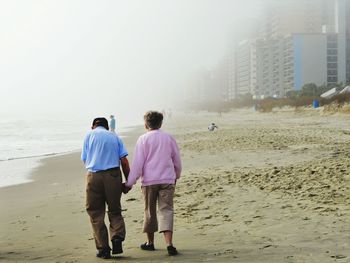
0;108;349;262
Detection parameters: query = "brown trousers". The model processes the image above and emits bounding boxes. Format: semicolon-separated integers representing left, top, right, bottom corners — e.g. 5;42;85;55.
86;168;125;251
142;184;175;233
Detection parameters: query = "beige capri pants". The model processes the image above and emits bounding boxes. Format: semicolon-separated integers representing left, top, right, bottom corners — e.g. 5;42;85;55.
141;184;175;233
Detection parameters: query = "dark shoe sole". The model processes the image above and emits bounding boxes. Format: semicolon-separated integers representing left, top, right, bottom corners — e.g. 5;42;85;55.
96;251;111;259
140;242;155;251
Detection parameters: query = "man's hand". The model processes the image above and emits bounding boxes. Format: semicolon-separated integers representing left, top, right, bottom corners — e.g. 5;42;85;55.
122;183;131;194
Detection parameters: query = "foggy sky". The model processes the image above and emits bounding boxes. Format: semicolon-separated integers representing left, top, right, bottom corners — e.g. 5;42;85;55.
0;0;262;121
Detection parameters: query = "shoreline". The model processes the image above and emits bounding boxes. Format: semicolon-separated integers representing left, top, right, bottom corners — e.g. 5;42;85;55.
0;123;145;191
0;150;81;189
0;124;142;189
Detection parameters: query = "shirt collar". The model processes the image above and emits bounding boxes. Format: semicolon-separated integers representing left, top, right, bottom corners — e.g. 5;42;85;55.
148;129;161;132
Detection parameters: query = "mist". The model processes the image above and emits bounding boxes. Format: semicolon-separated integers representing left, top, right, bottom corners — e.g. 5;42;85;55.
0;0;262;123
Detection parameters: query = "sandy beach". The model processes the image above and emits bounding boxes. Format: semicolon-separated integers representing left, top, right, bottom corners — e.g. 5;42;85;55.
1;108;350;263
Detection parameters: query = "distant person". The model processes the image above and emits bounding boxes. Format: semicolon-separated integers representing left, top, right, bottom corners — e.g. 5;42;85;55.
208;123;218;131
81;117;130;259
124;111;182;256
254;103;261;112
109;115;116;133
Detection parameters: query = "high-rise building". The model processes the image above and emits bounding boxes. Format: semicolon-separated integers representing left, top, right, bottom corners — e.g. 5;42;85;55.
227;44;237;100
260;0;333;38
336;0;350;84
233;0;350;99
283;33;328;91
184;66;228;106
336;0;347;84
235;40;257;96
346;1;350;84
255;38;285;97
187;0;349;104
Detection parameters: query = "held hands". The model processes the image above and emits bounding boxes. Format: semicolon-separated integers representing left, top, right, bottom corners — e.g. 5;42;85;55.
122;183;131;194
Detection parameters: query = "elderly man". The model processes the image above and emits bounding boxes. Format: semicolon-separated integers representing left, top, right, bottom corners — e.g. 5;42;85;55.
81;117;130;259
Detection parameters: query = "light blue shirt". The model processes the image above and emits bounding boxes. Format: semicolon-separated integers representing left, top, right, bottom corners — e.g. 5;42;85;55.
110;118;116;129
81;126;128;172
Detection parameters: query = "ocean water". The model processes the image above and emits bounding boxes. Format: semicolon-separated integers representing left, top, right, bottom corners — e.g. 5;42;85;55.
0;117;140;188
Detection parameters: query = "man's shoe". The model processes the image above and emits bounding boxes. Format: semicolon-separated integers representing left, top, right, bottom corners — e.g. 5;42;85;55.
140;242;155;251
96;249;111;259
112;238;123;254
167;245;178;256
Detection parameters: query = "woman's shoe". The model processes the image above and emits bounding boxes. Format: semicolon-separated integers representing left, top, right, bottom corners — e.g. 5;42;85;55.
167;245;178;256
140;242;155;251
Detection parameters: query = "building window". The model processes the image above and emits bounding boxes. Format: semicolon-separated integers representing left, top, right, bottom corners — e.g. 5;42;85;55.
328;70;337;75
327;35;337;42
327;49;337;55
327;56;338;62
328;77;338;83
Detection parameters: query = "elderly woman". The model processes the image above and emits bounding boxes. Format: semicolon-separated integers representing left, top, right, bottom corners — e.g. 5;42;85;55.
125;111;182;256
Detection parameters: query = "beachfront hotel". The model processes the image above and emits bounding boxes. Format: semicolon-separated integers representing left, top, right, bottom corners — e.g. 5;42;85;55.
233;0;350;99
183;0;350;104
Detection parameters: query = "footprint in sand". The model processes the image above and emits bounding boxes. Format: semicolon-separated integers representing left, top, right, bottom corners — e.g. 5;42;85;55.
331;255;347;259
259;244;277;250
